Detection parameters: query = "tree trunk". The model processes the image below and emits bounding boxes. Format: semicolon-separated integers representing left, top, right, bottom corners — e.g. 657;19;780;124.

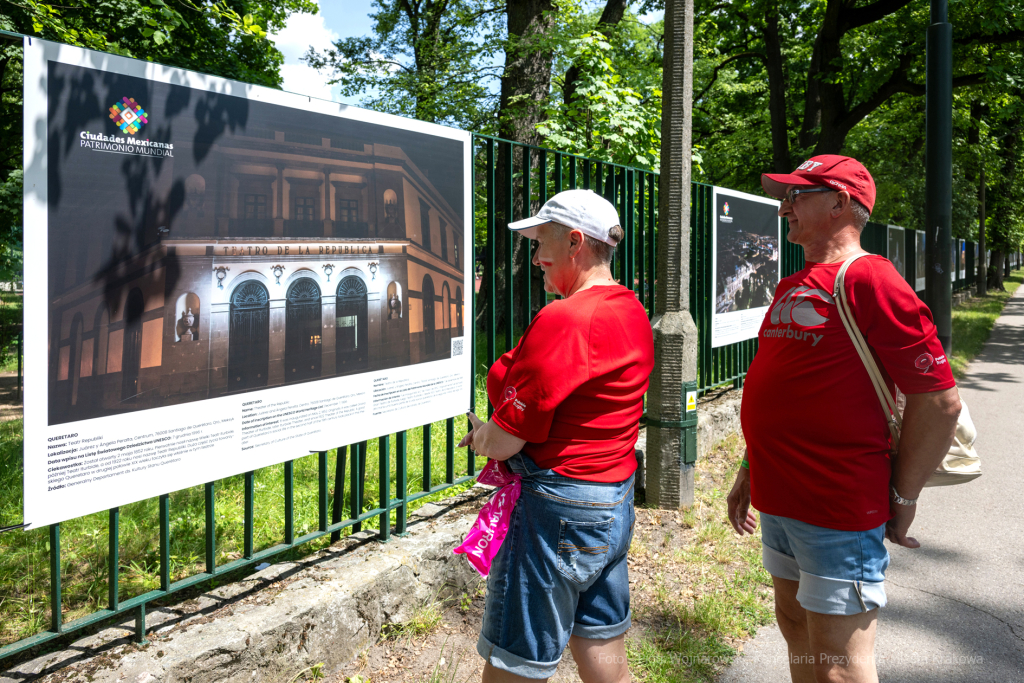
978;165;987;295
989;250;1004;291
476;0;554;342
762;0;791;172
970;100;986;296
562;0;629;107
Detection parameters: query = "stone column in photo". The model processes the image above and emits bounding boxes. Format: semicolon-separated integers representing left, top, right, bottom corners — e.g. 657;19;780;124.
368;284;382;370
209;300;230;392
322;167;333;237
321;294;337;376
274;164;285;237
268;298;286;386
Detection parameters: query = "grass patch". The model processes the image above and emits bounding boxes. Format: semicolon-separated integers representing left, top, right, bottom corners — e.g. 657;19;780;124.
949;270;1022;378
625;434;775;682
0;291;22;374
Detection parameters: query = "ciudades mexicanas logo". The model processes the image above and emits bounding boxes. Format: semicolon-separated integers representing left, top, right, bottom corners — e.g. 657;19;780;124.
109;97;148;135
723;202;730;216
763;285;833;347
77;96;173;158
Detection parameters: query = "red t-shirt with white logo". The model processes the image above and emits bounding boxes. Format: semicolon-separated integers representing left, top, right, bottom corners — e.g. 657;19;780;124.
742;256;956;531
486;284;654;482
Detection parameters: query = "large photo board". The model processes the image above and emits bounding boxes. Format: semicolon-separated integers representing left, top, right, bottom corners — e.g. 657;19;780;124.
23;38;472;528
711;187;781;348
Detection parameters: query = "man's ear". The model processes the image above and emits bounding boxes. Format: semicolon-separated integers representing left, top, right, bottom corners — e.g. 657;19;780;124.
832;190;851;218
567;229;585;257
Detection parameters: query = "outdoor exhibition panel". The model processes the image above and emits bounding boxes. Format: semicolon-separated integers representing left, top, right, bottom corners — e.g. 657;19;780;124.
22;37;473;528
710;187;781;348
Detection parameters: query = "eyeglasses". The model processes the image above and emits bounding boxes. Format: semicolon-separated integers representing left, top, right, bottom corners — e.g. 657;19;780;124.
784;187;836;204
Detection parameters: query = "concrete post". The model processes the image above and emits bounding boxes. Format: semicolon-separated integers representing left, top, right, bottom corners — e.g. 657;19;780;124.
646;0;700;509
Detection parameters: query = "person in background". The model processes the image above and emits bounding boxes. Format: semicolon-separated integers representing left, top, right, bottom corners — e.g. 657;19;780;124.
727;155;961;683
459;189;654;683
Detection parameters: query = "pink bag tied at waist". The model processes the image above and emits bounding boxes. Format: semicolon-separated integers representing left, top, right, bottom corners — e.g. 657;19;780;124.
453;459;522;576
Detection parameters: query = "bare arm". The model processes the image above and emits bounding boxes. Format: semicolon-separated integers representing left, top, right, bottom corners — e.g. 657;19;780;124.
458;412;527;461
886;386;961;547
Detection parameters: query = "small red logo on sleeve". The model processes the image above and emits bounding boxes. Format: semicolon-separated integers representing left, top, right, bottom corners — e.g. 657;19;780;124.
504;386;517;402
915;353;934;373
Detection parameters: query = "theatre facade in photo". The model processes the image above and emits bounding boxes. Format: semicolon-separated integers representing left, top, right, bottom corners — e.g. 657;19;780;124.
48;128;465;426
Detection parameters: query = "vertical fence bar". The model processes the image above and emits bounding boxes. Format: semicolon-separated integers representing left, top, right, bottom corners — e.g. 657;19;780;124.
523;145;532;323
396;431;408;534
16;329;21;402
378;435;390;541
284;460;294;545
487;140;496;412
554;152;562;194
594;161;603;195
243;472;254;558
108;507;119;612
49;523;61;633
538;149;548;310
583;159;591;190
638;172;646;309
422;424;432;491
204;482;216;574
159;494;170;591
570;156;578;189
648;173;656;316
331;446;347;542
318;452;328;532
504;141;514;355
134;604;148;645
445;417;455;484
352;444;364;532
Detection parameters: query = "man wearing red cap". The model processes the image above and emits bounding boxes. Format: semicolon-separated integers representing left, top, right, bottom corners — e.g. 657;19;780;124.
726;155;962;682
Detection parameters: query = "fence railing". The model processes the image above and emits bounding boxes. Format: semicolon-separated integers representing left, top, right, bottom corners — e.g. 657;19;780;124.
10;131;1006;665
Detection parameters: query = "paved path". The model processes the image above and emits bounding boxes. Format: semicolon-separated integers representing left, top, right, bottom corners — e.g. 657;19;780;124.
720;285;1024;683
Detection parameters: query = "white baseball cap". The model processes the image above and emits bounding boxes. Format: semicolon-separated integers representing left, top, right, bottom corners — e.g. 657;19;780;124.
508;189;621;246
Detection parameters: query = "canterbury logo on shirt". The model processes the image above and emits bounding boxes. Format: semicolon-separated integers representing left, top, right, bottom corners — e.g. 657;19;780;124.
763;286;834;347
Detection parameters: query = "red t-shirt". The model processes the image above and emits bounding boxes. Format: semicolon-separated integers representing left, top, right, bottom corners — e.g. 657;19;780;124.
742;256;956;531
487;284;654;482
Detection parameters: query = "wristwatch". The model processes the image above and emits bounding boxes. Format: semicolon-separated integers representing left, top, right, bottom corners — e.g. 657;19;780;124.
890;486;917;506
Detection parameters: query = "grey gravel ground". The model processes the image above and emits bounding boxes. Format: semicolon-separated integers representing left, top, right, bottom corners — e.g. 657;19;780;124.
720;285;1024;683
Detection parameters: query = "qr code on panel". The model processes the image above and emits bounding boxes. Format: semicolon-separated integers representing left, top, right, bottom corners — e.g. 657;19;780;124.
451;337;465;357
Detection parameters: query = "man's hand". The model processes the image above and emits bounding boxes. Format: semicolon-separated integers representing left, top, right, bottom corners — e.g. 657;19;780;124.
727;458;758;536
457;412;526;461
885;502;920;548
457;412;485;449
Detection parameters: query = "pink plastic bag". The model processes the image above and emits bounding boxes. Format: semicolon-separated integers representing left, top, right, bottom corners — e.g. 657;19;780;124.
453;459;522;576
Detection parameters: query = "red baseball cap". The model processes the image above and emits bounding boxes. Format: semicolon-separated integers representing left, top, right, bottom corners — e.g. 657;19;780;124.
761;154;876;213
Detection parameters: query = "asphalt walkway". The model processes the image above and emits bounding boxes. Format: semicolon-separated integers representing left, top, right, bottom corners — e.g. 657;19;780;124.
720;284;1024;683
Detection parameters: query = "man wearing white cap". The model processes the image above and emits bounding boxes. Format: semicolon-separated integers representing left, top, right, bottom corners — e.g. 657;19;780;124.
459;189;654;682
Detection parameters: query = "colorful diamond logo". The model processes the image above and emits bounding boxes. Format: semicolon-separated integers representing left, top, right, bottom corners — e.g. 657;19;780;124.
109;97;149;136
723;202;730;216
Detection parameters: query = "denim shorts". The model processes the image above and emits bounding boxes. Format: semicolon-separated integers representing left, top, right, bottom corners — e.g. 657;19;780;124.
477;452;636;679
760;512;890;616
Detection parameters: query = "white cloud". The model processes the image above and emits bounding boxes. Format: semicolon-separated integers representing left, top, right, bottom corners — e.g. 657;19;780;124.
272;3;340;102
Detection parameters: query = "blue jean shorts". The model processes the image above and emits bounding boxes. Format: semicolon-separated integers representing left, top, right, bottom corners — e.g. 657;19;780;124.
477;452;636;679
760;512;890;616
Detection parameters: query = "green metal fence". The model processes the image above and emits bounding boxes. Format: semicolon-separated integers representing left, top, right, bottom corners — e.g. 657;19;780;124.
1;134;791;666
860;222;978;294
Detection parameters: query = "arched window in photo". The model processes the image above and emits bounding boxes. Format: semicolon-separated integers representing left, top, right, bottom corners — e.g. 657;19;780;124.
337;275;368;375
121;288;145;402
229;281;270;391
383;189;399;224
387;281;403;320
422;275;436;355
285;278;323;383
